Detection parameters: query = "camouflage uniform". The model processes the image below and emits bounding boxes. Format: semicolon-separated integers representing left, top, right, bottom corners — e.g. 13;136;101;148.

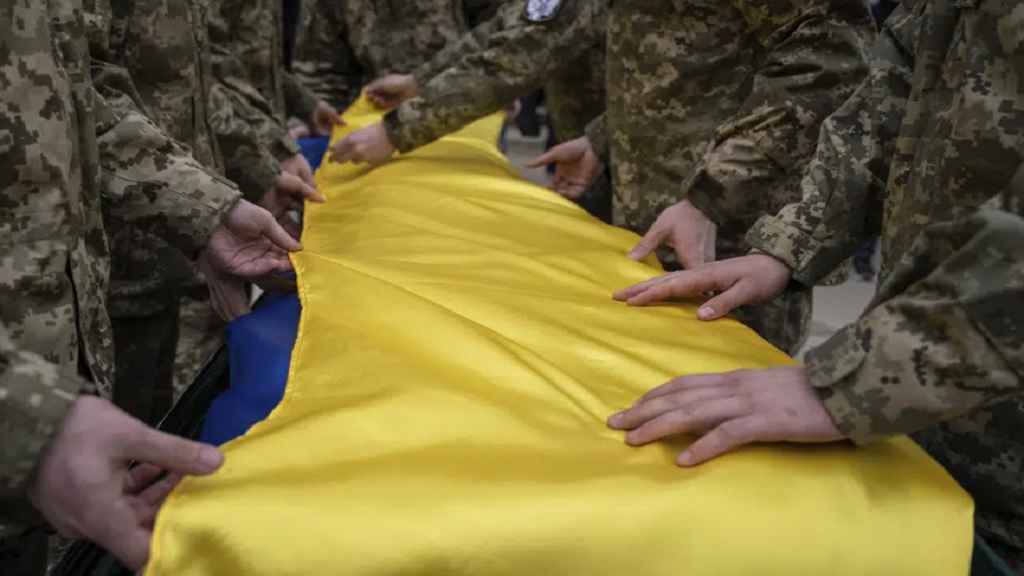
85;0;229;424
0;0;241;572
382;0;611;221
587;0;875;354
746;0;1024;568
291;0;476;110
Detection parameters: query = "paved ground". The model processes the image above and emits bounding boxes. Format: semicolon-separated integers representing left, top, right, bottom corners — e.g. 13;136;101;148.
504;126;877;358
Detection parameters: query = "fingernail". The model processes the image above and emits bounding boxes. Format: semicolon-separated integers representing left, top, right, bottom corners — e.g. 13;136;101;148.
677;451;694;466
697;306;714;320
607;413;622;427
199;446;225;470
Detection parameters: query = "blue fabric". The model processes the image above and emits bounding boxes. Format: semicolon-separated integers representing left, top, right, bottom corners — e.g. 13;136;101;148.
198;137;326;445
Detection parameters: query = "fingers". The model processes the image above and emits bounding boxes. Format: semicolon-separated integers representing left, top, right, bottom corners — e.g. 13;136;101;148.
328;137;357;164
608;384;732;431
277;172;323;203
97;520;152;570
253;274;298;293
121;425;224;478
695;282;755;320
627;226;664;261
207;277;251;322
132;473;184;529
625;397;748;446
677;416;762;466
524;147;566;169
616;268;721;307
124;464;166;494
638;372;733;404
261;215;304;253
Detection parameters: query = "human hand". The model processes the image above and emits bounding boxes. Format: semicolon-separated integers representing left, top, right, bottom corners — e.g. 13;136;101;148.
613;254;793;319
259;171;324;240
289;123;311;140
524;136;601;199
607;366;843;466
205;200;303;280
628;200;716;269
280;154;316;189
505;100;522;125
198;250;251;321
327;122;396;165
28;396;224;569
310;101;344;137
365;74;418;109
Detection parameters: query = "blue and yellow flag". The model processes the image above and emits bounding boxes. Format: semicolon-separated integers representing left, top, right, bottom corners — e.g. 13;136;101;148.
146;101;973;576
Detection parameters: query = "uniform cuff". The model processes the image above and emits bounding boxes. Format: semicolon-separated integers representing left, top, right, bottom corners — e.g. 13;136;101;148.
745;215;827;286
170;175;242;256
383;108;421;154
804;324;878;445
0;351;82;502
583;116;608;163
269;135;301;162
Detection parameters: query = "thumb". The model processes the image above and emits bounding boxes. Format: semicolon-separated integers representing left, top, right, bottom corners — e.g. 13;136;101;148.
122;425;224;477
627;226;664;261
695;281;756;321
524;147;566;169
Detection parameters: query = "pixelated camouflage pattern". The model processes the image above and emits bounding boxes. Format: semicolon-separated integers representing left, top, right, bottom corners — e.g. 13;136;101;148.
207;0;309;158
598;0;873;352
173;287;226;399
384;0;606;153
2;0;242;539
747;0;1024;562
292;0;474;111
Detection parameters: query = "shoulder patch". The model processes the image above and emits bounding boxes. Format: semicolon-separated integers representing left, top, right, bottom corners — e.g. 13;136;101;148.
523;0;563;23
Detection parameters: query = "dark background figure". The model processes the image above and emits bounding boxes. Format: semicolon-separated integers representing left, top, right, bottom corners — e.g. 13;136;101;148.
282;0;300;70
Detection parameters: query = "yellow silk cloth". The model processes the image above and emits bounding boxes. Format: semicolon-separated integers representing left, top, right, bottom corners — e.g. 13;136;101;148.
147;99;973;576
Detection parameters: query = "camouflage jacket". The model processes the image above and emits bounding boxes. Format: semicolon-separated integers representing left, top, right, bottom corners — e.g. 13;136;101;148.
85;0;238;315
0;0;239;537
590;0;874;260
747;0;1024;556
206;0;303;201
384;0;606;153
292;0;480;111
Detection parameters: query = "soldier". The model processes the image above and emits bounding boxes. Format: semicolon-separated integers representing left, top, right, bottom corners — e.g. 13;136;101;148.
526;0;875;355
0;0;301;572
607;1;1024;569
329;0;611;221
291;0;494;112
84;0;322;420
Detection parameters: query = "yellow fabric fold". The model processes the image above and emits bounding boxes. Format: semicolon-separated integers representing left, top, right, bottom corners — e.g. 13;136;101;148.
146;98;973;576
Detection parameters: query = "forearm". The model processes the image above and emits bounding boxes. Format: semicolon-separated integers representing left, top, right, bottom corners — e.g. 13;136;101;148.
806;202;1024;444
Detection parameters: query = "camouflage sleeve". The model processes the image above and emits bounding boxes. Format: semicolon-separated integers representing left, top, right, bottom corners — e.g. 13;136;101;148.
382;0;604;154
583;113;608;164
0;323;82;529
207;0;299;181
743;4;919;285
409;5;504;87
292;0;363;110
806;178;1024;444
282;71;320;125
80;0;242;253
682;0;875;228
93;90;242;256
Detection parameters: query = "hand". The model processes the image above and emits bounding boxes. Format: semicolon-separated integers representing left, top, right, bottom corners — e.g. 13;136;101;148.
198;251;251;321
524;136;601;199
280;154;316;189
628;200;716;269
613;254;792;319
365;74;418;109
259;171;324;240
206;200;303;280
607;366;843;466
310;101;344;137
328;122;396;165
288;123;311;140
28;396;224;569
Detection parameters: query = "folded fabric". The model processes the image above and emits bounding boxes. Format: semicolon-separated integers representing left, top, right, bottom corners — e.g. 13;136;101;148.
146;99;974;576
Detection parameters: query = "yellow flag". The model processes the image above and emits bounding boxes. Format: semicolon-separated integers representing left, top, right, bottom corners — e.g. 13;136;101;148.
146;100;973;576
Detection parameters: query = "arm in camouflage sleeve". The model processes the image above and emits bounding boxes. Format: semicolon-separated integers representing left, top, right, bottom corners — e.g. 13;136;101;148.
684;0;875;227
207;0;299;164
382;0;605;154
292;0;364;110
93;89;242;256
409;4;506;88
81;0;243;251
806;177;1024;444
0;322;82;532
743;4;918;285
583;113;609;165
282;71;320;125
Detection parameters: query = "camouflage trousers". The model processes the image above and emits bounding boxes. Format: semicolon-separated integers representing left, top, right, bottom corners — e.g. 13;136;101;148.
174;289;226;399
110;303;179;427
